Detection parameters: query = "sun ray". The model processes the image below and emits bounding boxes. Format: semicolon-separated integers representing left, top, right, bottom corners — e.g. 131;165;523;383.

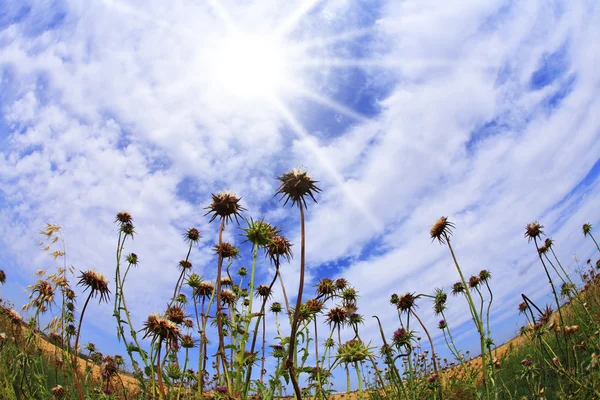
284;83;370;123
270;97;383;231
206;0;239;33
275;0;323;37
296;27;376;51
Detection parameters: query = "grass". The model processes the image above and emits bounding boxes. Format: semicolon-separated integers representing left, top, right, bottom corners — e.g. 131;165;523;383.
1;169;600;399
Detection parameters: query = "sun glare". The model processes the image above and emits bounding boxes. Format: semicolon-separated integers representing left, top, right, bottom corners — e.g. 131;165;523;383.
214;33;292;98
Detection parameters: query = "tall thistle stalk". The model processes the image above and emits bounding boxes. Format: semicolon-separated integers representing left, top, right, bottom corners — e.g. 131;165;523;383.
73;270;110;400
583;223;600;253
525;222;570;367
275;168;321;400
430;217;491;400
204;191;245;392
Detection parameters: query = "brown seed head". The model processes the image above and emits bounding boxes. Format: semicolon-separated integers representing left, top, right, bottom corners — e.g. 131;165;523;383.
220;289;236;305
430;217;455;244
214;242;240;259
194;281;215;298
115;212;133;225
316;278;335;297
305;298;325;314
266;235;293;262
184;228;201;243
326;307;348;327
468;275;480;289
275;168;321;208
142;313;181;344
204;191;245;224
583;223;592;237
220;276;233;287
525;222;544;242
255;285;272;299
397;292;418;313
77;270;110;303
178;260;192;271
181;334;197;349
335;278;349;291
166;305;187;325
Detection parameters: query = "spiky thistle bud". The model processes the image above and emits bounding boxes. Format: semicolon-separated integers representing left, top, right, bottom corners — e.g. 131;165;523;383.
430;217;455;244
214;243;240;259
275;168;321;208
126;253;138;265
115;212;132;225
187;273;201;289
255;285;272;299
335;278;349;291
51;384;66;398
451;282;465;296
433;288;447;315
178;260;192;271
77;270;110;303
184;228;201;244
397;292;417;314
479;270;491;283
316;278;335;297
326;307;347;327
583;223;592;237
468;275;480;289
204;191;245;224
390;293;399;305
525;222;544;242
266;235;293;262
270;302;283;314
242;218;277;248
238;267;247;277
166;305;187;325
220;289;236;305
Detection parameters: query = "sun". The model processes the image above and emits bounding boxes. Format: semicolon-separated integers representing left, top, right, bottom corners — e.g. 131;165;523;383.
213;32;294;98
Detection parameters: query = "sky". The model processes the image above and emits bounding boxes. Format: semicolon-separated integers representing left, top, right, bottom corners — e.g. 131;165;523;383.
1;0;600;393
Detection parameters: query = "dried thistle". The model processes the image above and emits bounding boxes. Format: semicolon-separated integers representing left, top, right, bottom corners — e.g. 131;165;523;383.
184;228;201;244
451;282;465;296
583;223;592;237
142;313;181;345
220;289;236;305
397;292;418;314
266;235;293;262
51;385;66;398
270;302;283;314
525;222;544;242
275;168;321;208
77;270;110;303
430;217;455;244
255;285;272;299
115;212;132;225
166;305;187;325
178;260;193;271
204;191;245;224
0;269;5;285
214;242;240;259
325;307;348;327
316;278;335;297
194;281;215;298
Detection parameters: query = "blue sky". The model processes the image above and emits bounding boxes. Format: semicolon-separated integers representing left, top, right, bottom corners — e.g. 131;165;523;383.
1;0;600;393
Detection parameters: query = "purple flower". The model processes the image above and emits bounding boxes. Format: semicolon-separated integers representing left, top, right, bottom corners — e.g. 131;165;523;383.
428;375;438;382
215;385;227;393
103;388;113;394
438;319;447;329
521;359;533;367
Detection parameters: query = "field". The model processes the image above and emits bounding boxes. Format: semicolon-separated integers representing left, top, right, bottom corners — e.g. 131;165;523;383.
1;171;600;399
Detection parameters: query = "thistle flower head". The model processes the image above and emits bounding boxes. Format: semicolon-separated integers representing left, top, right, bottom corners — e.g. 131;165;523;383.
438;320;447;329
335;339;373;364
348;313;364;327
433;288;447;315
479;270;491;283
194;281;215;298
166;305;187;325
389;293;399;305
341;287;359;304
266;235;293;262
544;238;554;249
142;313;181;344
537;244;549;255
214;242;240;259
271;344;286;358
100;355;118;377
178;260;193;271
335;278;349;291
539;305;553;325
220;276;233;287
430;217;455;244
255;285;272;299
78;270;110;303
270;302;283;314
451;282;465;296
31;280;55;309
204;191;245;225
468;275;480;289
0;269;5;285
518;301;528;314
242;218;277;248
187;273;201;289
525;221;544;242
184;228;201;244
181;334;198;349
392;328;413;348
220;289;236;305
120;222;135;238
583;223;592;237
316;278;335;297
305;298;325;314
275;168;321;208
126;253;138;265
115;211;132;225
397;292;418;313
238;267;247;277
326;307;348;327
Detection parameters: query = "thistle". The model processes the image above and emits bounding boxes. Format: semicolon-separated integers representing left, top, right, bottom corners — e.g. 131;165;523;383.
204;191;245;224
275;168;321;208
430;217;455;244
0;269;5;285
214;242;240;259
184;227;201;244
